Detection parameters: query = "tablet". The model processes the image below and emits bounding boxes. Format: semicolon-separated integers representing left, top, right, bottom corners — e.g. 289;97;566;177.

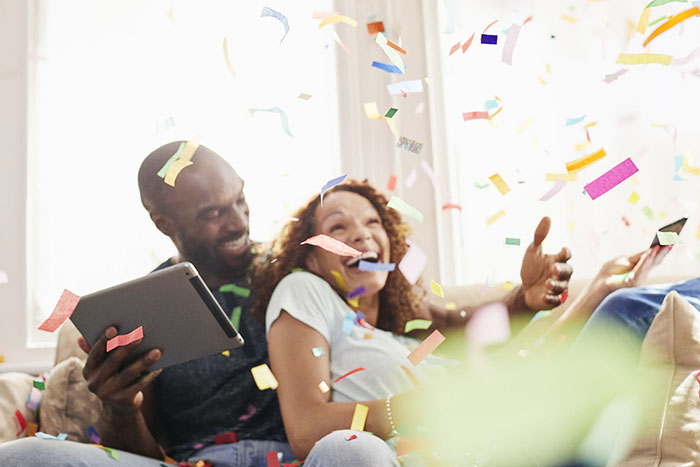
70;262;244;371
650;217;687;248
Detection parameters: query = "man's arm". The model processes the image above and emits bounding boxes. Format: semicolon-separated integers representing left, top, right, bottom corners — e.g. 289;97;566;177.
79;327;163;459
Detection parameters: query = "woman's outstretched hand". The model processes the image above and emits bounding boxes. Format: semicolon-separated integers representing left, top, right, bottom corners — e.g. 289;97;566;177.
520;217;573;310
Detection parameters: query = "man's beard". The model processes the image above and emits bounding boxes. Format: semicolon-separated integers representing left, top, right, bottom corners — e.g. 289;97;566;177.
178;234;253;279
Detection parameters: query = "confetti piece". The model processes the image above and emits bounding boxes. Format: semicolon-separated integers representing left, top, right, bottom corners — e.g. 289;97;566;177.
463;111;490;121
682;155;700;175
318;381;330;393
87;426;101;444
486;210;506;225
462;33;476;53
488;107;503;122
267;451;280;467
574;140;591;151
333;367;366;383
565;115;586;126
545;173;577;182
442;203;462;211
346;434;357;441
387;175;397;191
404;319;432;333
366;21;384;33
616;53;673;65
488;174;510;195
33;380;45;390
164;159;193;187
364;102;383;120
481;34;498;45
407;330;446;366
230;306;242;330
647;0;686;6
301;234;362;257
562;15;577;23
622;216;631;226
649;15;668;26
484;99;499;110
396;136;423;154
250;106;293;137
319;15;358;29
27;422;38;438
298;93;312;100
220;283;251;297
672;47;700;66
483;19;499;33
584;158;639;200
344;287;365;301
696;222;700;239
387;196;424;222
371;61;403;74
358;261;395;272
387;41;406;54
222;37;237;79
656;231;681;245
643;7;700;47
604;69;628;83
39;290;80;332
342;311;355;335
214;432;239;444
260;7;290;43
628;192;640;204
466;303;511;348
566;148;607;172
176;136;201;164
637;8;652;34
311;347;325;357
387;80;423;95
399;239;427;285
157;143;185;178
505;237;521;246
642;206;655;220
15;410;26;435
0;270;7;284
106;326;144;352
501;24;521;65
376;33;406;73
251;364;279;390
430;279;444;298
35;432;67;441
449;42;461;55
385;108;398;118
26;387;41;411
350;404;369;431
320;174;347;206
397;437;434;456
531;310;552;323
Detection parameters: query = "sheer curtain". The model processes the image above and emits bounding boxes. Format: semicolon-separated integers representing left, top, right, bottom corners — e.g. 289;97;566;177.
27;0;340;345
433;0;700;285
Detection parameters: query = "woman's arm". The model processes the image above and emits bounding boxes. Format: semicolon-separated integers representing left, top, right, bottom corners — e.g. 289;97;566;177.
268;311;395;459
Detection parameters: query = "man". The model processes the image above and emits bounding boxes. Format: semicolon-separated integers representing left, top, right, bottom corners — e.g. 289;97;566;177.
0;142;574;466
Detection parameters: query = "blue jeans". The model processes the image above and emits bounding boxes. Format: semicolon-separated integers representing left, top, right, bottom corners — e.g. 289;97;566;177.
0;437;294;467
576;278;700;354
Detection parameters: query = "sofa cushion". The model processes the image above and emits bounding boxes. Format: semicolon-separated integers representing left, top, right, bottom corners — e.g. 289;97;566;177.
40;356;102;442
0;372;36;442
616;291;700;466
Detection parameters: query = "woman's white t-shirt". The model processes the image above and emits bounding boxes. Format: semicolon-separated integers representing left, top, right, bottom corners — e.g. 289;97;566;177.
265;271;449;402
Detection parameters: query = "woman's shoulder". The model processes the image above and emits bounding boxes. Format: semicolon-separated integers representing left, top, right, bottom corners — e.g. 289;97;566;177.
270;270;338;304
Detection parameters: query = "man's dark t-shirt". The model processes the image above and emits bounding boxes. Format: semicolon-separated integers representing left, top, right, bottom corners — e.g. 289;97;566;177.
152;258;286;460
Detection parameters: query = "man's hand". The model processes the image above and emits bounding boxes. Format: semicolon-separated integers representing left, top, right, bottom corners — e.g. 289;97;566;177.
79;326;162;413
520;217;573;310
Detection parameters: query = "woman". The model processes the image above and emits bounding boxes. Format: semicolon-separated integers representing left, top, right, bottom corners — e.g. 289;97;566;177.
251;179;582;463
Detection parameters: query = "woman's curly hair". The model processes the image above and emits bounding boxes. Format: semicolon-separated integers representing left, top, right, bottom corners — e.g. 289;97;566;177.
251;179;424;335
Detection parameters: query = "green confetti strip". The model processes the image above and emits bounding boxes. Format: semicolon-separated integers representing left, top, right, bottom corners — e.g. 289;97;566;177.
505;237;521;246
648;15;668;26
219;283;251;298
311;347;325;357
387;196;424;222
641;206;655;220
404;319;432;333
385;107;398;118
33;380;45;390
646;0;685;9
156;143;184;178
230;306;242;329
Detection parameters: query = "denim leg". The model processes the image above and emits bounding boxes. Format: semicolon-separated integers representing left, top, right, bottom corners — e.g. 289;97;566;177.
0;437;169;467
190;439;295;467
303;430;399;467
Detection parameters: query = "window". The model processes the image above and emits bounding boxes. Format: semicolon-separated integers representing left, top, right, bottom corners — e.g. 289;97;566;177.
27;0;340;347
434;0;700;285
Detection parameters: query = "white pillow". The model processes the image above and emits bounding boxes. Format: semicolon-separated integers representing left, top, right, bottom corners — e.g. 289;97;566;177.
0;372;36;442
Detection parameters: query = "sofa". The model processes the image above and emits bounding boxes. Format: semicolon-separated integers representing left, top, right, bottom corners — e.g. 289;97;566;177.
1;275;697;465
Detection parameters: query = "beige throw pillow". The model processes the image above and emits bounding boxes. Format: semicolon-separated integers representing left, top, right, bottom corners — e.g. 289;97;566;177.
0;372;35;442
40;356;102;442
616;291;700;466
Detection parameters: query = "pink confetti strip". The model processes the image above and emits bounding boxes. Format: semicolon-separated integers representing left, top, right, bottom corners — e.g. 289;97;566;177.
238;404;257;421
38;290;80;332
301;234;362;257
603;69;628;83
501;24;521;65
407;330;446;366
106;326;144;352
463;111;490;121
584;158;639;200
333;367;366;384
398;239;427;285
462;33;475;53
672;46;700;66
539;180;567;201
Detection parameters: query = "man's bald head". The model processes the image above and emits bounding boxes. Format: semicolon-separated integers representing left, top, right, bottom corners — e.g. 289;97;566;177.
138;141;234;215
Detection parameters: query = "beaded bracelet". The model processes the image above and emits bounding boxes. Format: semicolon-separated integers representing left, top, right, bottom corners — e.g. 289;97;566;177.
385;394;399;437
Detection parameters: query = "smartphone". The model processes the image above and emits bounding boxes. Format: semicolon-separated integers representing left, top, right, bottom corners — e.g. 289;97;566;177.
650;217;687;248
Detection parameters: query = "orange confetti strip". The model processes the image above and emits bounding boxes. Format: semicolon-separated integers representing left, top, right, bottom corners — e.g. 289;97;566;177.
441;203;462;211
565;148;606;172
462;33;475;53
488;106;503;121
449;42;461;55
407;330;446;366
38;290;80;332
643;7;700;47
483;19;498;33
106;326;144;352
366;21;384;34
333;367;366;383
26;422;38;438
387;41;406;54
